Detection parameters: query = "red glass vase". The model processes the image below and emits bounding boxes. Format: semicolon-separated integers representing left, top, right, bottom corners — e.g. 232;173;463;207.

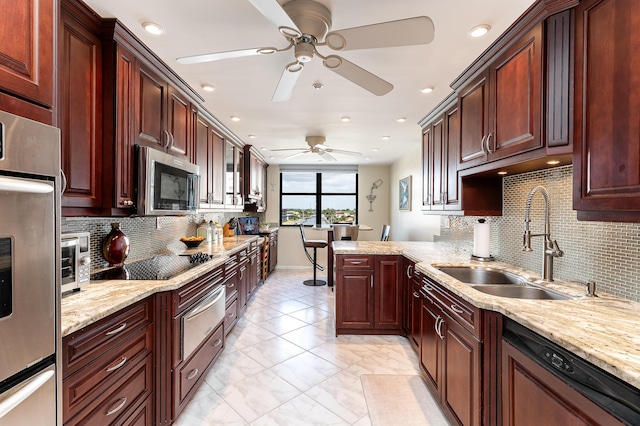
102;223;130;266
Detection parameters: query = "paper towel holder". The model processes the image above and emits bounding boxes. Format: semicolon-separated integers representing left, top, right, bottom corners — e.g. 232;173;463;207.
471;218;495;262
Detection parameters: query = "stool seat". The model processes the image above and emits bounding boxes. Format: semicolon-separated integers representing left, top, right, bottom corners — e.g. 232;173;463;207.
305;240;328;248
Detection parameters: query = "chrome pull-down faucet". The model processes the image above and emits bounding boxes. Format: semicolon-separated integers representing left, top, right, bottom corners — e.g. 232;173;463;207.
522;186;563;281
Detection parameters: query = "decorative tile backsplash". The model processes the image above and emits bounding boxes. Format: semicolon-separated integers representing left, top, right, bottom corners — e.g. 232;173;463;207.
437;165;640;302
62;212;265;271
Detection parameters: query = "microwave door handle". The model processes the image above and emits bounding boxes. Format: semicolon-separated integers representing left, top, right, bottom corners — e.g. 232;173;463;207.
0;369;55;420
61;239;78;248
0;176;54;194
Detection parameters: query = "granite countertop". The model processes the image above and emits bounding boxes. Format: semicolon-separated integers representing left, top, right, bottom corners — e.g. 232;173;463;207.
333;240;640;390
61;235;260;337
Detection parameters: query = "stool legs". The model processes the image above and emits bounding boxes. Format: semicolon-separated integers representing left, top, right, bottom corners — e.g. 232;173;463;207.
303;247;326;286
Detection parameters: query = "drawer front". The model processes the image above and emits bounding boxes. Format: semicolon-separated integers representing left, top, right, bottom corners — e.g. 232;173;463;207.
174;265;224;314
63;298;153;376
336;255;374;270
422;276;481;338
66;354;153;426
181;285;225;361
224;298;238;335
63;325;153;420
224;274;238;303
121;395;153;426
178;324;224;404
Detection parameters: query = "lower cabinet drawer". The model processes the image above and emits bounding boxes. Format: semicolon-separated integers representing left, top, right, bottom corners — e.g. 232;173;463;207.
224;298;238;335
65;354;153;426
63;325;153;420
178;324;224;404
121;394;153;426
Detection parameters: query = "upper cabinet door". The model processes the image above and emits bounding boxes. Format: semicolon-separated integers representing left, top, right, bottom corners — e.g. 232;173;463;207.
488;23;543;161
574;0;640;219
167;86;192;160
0;0;54;109
458;72;490;170
136;66;166;149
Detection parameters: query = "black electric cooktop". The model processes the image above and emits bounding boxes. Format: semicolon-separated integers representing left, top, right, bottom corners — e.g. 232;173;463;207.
91;253;214;281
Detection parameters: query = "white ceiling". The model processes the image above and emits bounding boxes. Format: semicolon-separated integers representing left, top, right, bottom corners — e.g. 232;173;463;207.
83;0;536;165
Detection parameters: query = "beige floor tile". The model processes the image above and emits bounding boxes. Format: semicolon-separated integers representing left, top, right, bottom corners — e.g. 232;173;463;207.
173;387;246;426
268;299;312;314
204;350;265;393
309;340;373;369
225;322;277;350
346;352;421;377
217;369;301;423
288;306;332;324
270;351;342;391
258;314;309;335
353;415;372;426
280;324;332;350
250;394;349;426
242;336;306;368
242;305;284;323
305;370;368;423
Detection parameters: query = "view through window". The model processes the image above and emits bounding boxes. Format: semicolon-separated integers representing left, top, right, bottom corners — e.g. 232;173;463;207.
280;171;358;226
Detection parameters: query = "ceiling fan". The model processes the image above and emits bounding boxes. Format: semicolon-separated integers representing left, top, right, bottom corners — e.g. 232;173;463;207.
271;136;362;161
176;0;435;102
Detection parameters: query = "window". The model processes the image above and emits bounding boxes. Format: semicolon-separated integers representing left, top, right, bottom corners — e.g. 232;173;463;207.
280;170;358;226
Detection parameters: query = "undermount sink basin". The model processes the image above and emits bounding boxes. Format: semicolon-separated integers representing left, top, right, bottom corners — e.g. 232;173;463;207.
471;285;572;300
435;266;575;300
436;266;526;285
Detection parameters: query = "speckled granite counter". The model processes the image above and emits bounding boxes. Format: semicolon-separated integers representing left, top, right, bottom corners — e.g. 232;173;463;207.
333;240;640;390
61;235;259;337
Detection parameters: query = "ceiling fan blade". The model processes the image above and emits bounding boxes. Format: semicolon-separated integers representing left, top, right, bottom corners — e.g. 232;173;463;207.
177;48;266;65
319;152;337;162
327;149;362;156
248;0;301;37
283;150;310;160
326;16;435;51
272;63;304;102
270;147;308;152
323;55;393;96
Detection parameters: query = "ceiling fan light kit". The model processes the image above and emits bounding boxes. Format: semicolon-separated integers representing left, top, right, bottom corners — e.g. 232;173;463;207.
272;135;363;161
176;0;435;102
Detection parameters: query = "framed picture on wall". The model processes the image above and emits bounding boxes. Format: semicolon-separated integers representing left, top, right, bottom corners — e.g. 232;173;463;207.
399;176;412;211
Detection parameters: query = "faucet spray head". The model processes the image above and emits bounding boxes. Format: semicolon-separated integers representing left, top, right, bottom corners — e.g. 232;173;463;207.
522;219;532;251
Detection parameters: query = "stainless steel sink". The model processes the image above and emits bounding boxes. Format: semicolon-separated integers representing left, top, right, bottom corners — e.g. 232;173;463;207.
435;266;575;300
470;285;572;300
436;266;526;285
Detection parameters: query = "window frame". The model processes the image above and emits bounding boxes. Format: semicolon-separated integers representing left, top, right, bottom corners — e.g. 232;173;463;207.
279;171;358;227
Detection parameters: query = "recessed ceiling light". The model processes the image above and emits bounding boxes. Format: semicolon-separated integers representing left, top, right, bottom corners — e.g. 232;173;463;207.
372;148;379;152
269;156;275;159
201;84;215;92
260;147;268;151
396;117;406;123
381;136;390;141
546;160;561;165
365;157;371;160
420;86;434;94
230;116;240;122
142;22;165;35
340;116;351;122
312;82;324;90
498;171;508;175
248;135;256;139
469;24;491;38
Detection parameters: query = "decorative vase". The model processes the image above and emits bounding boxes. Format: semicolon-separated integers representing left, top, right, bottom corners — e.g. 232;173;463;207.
102;223;130;266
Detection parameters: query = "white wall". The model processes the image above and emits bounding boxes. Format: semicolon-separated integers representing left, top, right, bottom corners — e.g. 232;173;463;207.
264;163;392;268
390;144;441;241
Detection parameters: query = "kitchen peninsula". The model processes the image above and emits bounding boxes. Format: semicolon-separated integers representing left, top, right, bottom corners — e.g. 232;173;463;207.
333;240;640;425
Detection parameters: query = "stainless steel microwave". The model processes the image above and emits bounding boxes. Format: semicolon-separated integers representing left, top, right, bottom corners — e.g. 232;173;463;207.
136;145;200;215
61;232;91;293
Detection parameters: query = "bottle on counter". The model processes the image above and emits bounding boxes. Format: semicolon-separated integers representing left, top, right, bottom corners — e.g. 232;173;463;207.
214;221;223;243
208;221;215;242
197;220;212;242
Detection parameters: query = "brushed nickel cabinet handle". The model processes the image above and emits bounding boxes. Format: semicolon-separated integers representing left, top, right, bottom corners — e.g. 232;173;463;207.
105;323;127;336
486;133;494;154
413;292;420;299
450;304;464;314
406;264;413;278
187;368;199;380
213;338;222;346
480;135;487;154
370;276;374;288
106;356;127;372
350;261;363;265
106;397;127;416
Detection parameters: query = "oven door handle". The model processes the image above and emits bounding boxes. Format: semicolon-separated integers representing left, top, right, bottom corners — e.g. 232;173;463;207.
184;286;225;321
0;176;54;194
0;369;54;420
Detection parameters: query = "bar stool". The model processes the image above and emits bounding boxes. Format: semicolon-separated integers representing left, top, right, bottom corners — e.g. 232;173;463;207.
299;224;328;286
380;224;390;241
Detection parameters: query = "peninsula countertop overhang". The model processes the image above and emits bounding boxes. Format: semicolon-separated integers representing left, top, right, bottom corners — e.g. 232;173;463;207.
332;240;640;390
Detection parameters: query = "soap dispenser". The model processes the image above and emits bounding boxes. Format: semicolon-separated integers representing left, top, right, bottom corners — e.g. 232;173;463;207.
197;220;211;242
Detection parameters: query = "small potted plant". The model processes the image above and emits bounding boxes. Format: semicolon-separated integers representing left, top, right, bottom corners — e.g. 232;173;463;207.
259;222;270;233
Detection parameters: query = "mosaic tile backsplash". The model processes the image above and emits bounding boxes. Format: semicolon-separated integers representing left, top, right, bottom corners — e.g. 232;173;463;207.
62;212;265;270
437;165;640;302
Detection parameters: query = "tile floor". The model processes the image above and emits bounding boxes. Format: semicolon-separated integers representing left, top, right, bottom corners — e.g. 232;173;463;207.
174;268;449;425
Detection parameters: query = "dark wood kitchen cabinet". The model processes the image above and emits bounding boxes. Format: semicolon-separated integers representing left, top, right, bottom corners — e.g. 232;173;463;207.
573;0;640;222
335;255;402;335
420;276;482;426
224;140;245;209
501;337;623;425
62;298;154;425
0;0;55;124
243;145;269;212
268;229;278;273
195;111;226;208
457;22;543;170
58;1;103;211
